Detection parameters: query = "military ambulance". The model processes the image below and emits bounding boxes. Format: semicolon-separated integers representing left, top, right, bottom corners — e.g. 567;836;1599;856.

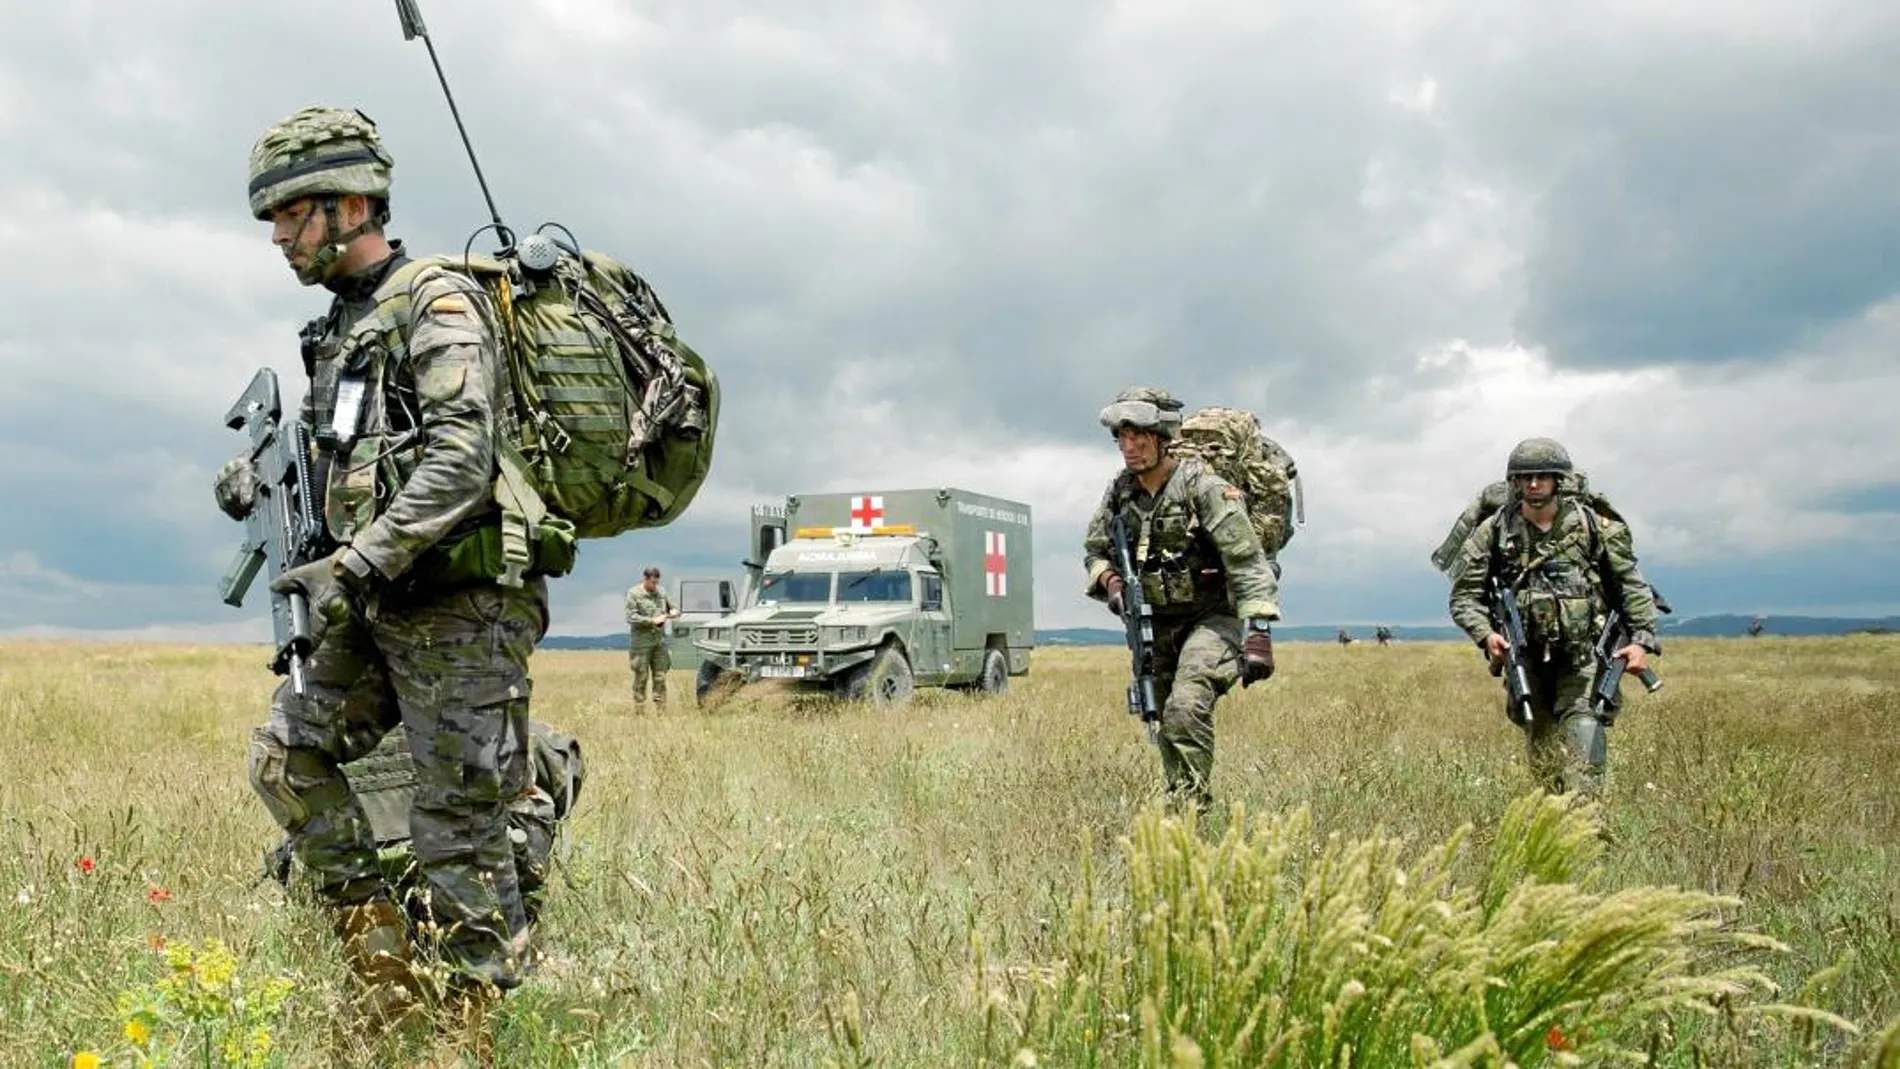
692;488;1034;706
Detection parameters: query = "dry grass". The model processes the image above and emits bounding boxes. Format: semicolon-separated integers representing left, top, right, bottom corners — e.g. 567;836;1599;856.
1;635;1895;1066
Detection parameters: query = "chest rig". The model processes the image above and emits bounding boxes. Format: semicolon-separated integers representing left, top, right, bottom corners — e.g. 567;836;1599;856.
1494;499;1608;659
1112;463;1225;615
297;256;431;546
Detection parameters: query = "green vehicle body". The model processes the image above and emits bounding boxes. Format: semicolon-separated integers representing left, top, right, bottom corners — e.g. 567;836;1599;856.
690;488;1035;704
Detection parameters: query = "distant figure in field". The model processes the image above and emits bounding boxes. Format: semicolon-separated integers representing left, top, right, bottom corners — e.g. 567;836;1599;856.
1336;628;1355;647
1375;625;1394;647
1748;617;1765;638
625;566;681;711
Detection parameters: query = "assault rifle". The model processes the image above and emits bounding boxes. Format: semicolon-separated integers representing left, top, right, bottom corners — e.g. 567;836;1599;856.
218;368;328;696
1107;515;1161;740
1488;580;1537;727
1590;608;1664;724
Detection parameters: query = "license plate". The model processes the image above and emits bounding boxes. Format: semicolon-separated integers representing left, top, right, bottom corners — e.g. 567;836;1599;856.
758;665;807;679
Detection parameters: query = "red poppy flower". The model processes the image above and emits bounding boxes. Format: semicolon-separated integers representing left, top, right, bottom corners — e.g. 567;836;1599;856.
146;886;173;904
75;857;96;875
1546;1025;1574;1051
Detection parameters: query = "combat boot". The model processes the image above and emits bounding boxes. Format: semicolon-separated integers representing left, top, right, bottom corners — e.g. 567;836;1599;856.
334;898;427;1034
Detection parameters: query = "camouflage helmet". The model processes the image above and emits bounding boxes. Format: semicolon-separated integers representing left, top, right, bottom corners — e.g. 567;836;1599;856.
247;106;394;220
1505;437;1574;478
1099;386;1185;440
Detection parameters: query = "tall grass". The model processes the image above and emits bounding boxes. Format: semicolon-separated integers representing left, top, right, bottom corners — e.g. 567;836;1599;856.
1;636;1895;1066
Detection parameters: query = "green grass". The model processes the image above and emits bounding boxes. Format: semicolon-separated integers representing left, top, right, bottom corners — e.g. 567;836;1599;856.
1;636;1895;1066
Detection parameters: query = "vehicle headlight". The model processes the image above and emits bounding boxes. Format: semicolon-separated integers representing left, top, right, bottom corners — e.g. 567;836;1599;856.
701;627;730;644
824;625;868;645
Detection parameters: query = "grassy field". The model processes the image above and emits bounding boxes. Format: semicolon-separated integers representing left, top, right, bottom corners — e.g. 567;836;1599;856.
1;635;1896;1067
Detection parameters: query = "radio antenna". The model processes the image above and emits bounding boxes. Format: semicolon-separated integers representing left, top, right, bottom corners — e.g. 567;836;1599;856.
394;0;513;247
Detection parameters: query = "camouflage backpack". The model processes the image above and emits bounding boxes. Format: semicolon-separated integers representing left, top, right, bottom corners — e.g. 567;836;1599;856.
365;241;720;584
1167;407;1303;557
1429;472;1626;582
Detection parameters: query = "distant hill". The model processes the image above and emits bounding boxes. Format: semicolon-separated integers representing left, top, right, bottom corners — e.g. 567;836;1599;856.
543;615;1900;650
1659;614;1900;638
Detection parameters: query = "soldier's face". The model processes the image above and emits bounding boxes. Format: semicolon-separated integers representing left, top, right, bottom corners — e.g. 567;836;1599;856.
1514;473;1558;508
268;195;368;283
643;576;660;591
1115;427;1162;473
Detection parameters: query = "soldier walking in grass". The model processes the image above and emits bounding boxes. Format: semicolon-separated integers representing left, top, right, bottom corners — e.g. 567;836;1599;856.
1375;625;1394;647
625;566;680;710
215;106;548;1058
1083;387;1280;814
1446;438;1660;799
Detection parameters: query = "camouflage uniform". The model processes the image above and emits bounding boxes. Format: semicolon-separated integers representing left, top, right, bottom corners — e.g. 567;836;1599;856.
1083;458;1281;810
235;107;546;994
624;583;676;707
1448;495;1659;797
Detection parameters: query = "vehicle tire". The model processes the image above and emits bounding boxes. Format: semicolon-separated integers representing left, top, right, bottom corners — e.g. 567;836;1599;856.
695;661;739;709
975;647;1009;697
842;644;914;708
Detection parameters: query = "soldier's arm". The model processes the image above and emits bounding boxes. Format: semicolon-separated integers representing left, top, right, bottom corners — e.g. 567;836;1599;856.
1447;518;1499;645
625;589;641;625
345;272;501;581
1192;475;1280;621
1080;486;1117;599
1599;519;1661;649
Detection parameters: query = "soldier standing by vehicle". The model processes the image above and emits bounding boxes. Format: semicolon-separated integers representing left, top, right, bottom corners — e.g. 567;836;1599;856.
625;566;680;710
1447;438;1660;799
214;106;546;1054
1082;387;1280;813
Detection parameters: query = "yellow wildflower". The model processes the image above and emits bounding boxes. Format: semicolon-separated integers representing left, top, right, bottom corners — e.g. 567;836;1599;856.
70;1053;102;1069
125;1016;151;1045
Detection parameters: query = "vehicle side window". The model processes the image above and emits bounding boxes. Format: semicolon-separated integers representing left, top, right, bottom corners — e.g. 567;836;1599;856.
921;573;943;611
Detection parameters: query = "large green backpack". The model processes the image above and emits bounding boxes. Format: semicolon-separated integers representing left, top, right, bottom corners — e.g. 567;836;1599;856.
1167;406;1303;557
371;243;719;582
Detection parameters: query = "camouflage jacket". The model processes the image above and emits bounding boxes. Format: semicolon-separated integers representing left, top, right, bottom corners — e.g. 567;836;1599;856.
1448;496;1660;661
297;245;506;583
624;585;677;633
1082;458;1281;622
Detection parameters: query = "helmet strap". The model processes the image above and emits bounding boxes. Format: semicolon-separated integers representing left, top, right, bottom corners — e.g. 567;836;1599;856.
296;195;376;285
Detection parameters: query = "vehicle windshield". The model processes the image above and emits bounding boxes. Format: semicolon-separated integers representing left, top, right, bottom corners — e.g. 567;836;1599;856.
837;569;913;604
758;570;831;604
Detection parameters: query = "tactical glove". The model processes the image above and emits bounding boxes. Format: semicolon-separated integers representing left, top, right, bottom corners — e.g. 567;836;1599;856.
1240;628;1275;687
214;455;257;521
1103;573;1127;618
269;548;376;651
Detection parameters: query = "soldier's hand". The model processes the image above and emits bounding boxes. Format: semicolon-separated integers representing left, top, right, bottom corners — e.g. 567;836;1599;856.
1616;643;1649;673
1483;632;1509;663
270;548;374;650
1103;572;1126;617
214;455;257;521
1240;629;1275;687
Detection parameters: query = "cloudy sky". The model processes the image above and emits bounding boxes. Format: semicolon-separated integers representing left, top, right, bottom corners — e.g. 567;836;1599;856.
3;0;1899;641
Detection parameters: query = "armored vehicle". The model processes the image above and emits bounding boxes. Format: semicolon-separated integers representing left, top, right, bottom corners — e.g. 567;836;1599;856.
692;489;1034;706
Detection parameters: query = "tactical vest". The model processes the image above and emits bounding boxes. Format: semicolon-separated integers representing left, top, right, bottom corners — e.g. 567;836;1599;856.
1494;499;1609;660
1111;461;1229;617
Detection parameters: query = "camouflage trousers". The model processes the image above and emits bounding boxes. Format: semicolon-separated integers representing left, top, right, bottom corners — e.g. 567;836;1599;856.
628;632;670;707
1512;657;1607;799
247;577;549;990
1151;613;1243;812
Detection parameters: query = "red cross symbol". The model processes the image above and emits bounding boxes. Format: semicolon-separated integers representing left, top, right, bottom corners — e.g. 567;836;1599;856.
984;531;1008;596
849;495;885;531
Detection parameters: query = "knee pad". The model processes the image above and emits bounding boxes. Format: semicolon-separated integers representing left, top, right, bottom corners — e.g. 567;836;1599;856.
248;728;309;831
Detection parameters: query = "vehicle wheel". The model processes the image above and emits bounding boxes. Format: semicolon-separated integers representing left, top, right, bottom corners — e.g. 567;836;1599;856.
695;661;740;709
975;647;1009;697
842;645;914;708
